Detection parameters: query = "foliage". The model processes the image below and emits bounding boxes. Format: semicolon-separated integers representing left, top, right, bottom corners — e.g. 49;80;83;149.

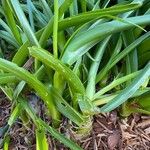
0;0;150;149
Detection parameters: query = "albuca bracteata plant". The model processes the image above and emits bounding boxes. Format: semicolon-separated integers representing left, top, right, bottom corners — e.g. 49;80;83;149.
0;0;150;149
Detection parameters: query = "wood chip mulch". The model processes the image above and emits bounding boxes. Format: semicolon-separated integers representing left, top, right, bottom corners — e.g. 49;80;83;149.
80;113;150;150
0;93;150;150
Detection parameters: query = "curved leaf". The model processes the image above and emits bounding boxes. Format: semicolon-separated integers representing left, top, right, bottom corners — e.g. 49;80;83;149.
0;58;59;121
59;2;141;29
61;15;150;65
0;59;84;126
86;37;111;99
93;71;140;99
2;0;22;45
21;99;83;150
10;0;39;46
96;31;150;82
12;2;142;66
29;46;85;94
100;62;150;112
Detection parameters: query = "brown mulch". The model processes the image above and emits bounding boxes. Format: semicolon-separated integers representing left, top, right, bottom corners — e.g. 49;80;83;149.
0;93;150;150
83;113;150;150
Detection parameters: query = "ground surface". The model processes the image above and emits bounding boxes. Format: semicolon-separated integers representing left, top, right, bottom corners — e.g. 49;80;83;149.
0;93;150;150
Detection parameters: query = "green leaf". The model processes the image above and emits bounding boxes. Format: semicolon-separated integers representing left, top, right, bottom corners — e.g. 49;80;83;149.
69;0;78;16
137;91;150;110
21;99;83;150
10;0;39;46
39;0;73;47
11;2;140;67
42;119;83;150
59;2;142;29
100;62;150;112
86;37;111;99
49;86;85;126
13;81;26;99
96;31;150;82
93;70;140;99
3;136;10;150
40;0;53;20
0;58;59;121
27;0;35;32
139;51;150;67
12;40;33;66
28;0;47;27
138;37;150;54
93;88;150;106
95;35;122;84
0;58;85;126
0;86;13;101
61;15;150;65
77;94;99;115
36;129;49;150
2;0;22;45
53;0;59;58
0;30;19;48
0;18;12;34
8;103;21;126
122;30;138;73
12;0;73;66
110;32;150;69
29;46;85;94
0;74;18;84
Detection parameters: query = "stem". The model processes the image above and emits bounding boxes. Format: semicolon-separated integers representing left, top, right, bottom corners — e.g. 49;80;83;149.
80;0;86;12
53;0;59;58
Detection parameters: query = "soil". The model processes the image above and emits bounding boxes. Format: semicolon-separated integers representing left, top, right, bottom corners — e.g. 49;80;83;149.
0;93;150;150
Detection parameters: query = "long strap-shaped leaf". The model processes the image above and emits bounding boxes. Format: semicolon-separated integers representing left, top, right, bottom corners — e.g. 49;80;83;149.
8;103;22;127
93;88;150;106
0;18;12;36
0;58;59;121
0;59;84;126
100;62;150;112
0;30;19;48
3;136;10;150
86;37;111;99
39;0;73;47
61;15;150;65
49;87;85;126
10;0;41;70
12;1;141;67
10;0;39;46
96;31;150;82
59;2;141;29
12;0;73;66
21;99;83;150
96;35;122;83
2;0;22;45
39;1;141;48
93;71;140;99
29;46;85;94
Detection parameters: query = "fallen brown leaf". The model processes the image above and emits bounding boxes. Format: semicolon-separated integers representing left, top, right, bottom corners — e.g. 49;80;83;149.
107;130;120;150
